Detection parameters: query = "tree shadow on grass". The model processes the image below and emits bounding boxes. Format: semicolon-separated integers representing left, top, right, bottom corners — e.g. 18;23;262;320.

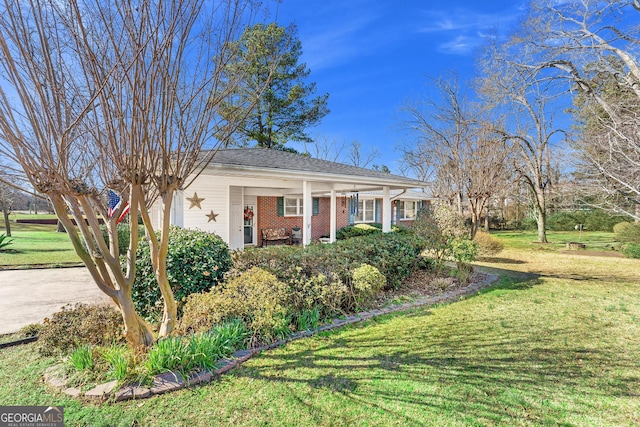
478;256;526;264
231;309;639;425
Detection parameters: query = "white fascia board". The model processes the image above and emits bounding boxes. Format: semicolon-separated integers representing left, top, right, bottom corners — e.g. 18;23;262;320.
205;163;426;190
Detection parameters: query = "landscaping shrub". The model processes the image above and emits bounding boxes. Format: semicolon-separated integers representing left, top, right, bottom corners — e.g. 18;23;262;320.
282;268;347;318
351;263;386;307
336;223;406;240
99;223;141;256
613;222;640;243
18;323;43;337
132;226;232;320
179;267;290;344
621;243;640;259
39;303;124;356
337;223;382;240
474;231;504;257
233;231;426;293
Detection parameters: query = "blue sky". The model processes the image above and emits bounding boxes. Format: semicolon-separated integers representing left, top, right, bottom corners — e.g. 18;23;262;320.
269;0;527;173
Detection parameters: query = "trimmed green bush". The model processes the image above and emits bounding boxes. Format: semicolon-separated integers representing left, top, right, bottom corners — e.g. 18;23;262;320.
38;303;124;356
233;231;427;293
351;263;386;307
132;226;232;320
336;223;406;240
337;223;382;240
179;267;290;344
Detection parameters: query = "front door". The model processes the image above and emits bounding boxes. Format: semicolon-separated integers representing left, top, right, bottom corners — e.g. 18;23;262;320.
243;205;255;245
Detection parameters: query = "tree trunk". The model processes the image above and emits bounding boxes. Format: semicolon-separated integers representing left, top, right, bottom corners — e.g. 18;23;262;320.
484;214;490;232
2;206;10;236
117;291;155;347
152;191;178;338
50;193;155;348
536;208;548;243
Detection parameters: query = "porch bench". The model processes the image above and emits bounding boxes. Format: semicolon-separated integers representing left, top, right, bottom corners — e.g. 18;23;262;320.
261;227;291;246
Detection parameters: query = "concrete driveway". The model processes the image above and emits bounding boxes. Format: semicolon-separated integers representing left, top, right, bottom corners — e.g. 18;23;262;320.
0;267;112;335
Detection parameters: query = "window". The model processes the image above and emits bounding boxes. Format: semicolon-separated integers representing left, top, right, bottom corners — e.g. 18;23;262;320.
399;201;417;220
355;199;375;223
277;197;319;216
284;197;303;216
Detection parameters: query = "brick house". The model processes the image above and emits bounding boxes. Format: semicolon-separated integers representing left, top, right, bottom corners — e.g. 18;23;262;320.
156;148;430;250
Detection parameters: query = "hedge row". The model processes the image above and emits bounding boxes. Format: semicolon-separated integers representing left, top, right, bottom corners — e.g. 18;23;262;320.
233;231;429;291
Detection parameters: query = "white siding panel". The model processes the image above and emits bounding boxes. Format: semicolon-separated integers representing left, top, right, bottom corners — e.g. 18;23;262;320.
182;179;230;243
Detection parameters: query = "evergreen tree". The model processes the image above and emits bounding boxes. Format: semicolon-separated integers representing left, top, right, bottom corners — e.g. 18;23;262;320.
219;23;329;149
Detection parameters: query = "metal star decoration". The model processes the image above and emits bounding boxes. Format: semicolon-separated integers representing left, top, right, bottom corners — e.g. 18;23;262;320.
187;192;205;209
206;210;219;222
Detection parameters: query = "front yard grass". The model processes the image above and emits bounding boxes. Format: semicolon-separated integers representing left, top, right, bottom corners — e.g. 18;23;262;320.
0;218;80;268
1;232;639;426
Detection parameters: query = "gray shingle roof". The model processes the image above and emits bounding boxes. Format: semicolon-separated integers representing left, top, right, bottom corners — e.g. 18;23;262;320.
209;148;425;186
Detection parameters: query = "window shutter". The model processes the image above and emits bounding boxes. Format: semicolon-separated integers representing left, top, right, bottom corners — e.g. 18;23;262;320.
396;201;402;221
312;198;320;216
375;199;381;223
277;197;284;216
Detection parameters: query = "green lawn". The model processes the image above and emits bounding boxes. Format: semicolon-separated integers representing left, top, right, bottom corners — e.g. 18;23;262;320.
492;230;620;252
0;216;80;268
0;231;639;426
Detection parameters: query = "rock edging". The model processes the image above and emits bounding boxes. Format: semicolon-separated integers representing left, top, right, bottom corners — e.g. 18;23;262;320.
44;273;499;402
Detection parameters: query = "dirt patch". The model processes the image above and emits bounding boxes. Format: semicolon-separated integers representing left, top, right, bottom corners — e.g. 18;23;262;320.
558;250;624;258
375;269;488;307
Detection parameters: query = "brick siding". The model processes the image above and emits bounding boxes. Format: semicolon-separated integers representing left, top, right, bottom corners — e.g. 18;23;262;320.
257;196;351;246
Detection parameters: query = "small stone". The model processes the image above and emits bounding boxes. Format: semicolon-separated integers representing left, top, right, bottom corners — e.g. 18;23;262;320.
85;380;119;401
214;361;237;375
63;387;82;397
232;349;253;362
44;367;67;389
150;372;184;395
115;385;151;401
187;371;213;386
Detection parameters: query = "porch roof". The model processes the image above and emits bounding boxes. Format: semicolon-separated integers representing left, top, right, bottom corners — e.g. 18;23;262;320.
206;148;426;191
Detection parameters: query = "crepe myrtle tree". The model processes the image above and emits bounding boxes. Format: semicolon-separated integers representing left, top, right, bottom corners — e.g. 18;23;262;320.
0;0;262;347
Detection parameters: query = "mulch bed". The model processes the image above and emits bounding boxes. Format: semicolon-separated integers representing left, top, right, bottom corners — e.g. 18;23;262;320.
376;268;488;308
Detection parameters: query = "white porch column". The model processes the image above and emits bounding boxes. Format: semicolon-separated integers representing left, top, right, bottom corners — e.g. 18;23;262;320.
303;180;312;246
382;186;391;232
330;189;337;243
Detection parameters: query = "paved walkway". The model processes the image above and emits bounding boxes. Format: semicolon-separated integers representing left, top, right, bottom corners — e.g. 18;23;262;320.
0;267;112;335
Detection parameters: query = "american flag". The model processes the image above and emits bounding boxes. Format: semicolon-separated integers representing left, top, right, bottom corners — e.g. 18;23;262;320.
107;189;130;224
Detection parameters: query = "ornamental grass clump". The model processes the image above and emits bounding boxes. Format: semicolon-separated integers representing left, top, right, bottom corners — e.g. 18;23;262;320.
145;336;190;375
68;344;94;371
102;344;131;381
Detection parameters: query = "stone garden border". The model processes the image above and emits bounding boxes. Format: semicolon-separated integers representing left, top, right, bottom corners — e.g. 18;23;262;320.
44;273;499;402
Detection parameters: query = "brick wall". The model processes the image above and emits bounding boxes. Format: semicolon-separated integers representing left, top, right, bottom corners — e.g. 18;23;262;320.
257;196;351;246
